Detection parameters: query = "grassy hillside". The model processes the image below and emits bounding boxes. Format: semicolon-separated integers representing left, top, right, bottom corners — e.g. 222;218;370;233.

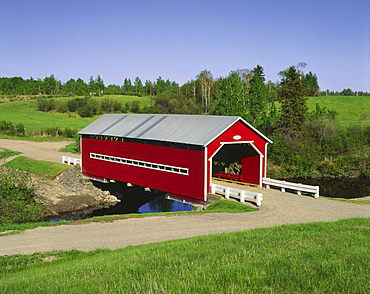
0;95;152;132
0;218;369;293
307;96;370;126
0;95;368;136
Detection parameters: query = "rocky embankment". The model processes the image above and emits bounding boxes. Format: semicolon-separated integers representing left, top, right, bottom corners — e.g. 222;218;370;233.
36;166;120;220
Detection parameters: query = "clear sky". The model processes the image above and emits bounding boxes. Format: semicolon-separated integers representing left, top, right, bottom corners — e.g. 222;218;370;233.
1;0;369;92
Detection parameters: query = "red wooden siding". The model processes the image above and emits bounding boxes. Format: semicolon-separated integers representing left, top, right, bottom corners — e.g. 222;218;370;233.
241;156;260;185
207;120;267;188
81;138;206;203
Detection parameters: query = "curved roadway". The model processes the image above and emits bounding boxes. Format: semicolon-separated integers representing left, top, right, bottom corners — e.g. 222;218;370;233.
1;187;369;256
0;138;368;256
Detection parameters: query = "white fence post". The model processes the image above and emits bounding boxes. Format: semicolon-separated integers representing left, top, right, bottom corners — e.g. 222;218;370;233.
62;156;81;166
225;187;230;199
240;191;245;202
255;193;262;206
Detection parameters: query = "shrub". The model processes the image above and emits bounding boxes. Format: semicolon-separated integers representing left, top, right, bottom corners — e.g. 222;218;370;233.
67;97;84;112
37;98;55;112
77;98;99;117
0;120;26;136
100;98;122;113
0;168;45;225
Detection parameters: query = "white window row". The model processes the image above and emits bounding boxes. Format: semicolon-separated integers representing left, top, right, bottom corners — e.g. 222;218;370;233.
90;153;189;175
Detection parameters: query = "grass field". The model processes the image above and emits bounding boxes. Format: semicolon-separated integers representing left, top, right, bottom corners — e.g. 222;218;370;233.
307;96;370;126
0;95;152;132
3;156;69;178
0;96;368;135
0;218;368;293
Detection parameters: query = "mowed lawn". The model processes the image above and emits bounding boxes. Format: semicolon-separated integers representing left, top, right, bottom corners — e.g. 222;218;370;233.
0;95;152;132
0;218;369;293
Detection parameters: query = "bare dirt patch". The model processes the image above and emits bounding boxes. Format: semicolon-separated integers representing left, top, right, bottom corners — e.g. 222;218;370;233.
36;166;120;220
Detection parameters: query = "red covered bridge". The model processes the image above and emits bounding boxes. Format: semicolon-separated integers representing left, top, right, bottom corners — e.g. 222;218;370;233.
78;114;272;205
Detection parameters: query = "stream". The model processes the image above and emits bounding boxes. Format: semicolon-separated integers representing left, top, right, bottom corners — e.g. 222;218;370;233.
287;177;370;199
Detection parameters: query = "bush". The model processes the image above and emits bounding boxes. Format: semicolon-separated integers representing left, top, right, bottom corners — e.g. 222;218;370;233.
77;98;99;117
37;98;55;112
0;168;45;225
0;120;26;136
54;100;69;113
67;97;85;112
100;98;122;113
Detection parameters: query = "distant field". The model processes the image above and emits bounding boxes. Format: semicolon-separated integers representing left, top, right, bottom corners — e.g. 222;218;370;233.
0;95;368;133
307;96;370;126
0;95;152;132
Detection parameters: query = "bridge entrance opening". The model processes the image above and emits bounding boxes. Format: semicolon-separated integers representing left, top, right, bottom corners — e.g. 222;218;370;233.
211;143;262;186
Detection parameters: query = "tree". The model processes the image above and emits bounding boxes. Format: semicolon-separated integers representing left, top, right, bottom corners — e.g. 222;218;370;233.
196;70;214;113
303;71;319;96
123;78;133;93
95;75;105;96
278;66;308;133
134;77;144;94
247;75;267;124
144;80;154;96
43;74;60;95
251;65;265;81
214;71;247;117
340;88;355;96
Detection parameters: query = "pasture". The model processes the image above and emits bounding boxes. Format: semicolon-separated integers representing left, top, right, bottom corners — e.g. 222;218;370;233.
0;95;152;133
0;95;368;139
307;96;370;126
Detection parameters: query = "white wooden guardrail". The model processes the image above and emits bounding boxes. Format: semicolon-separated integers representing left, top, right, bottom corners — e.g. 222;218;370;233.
62;156;81;166
262;178;319;198
210;183;263;206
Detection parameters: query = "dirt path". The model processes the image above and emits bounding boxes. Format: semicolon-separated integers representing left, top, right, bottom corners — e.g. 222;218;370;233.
0;139;78;164
0;188;368;256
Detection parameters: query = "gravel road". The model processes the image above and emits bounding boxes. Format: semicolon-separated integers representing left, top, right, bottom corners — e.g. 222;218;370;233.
0;138;368;256
0;139;77;164
1;187;368;256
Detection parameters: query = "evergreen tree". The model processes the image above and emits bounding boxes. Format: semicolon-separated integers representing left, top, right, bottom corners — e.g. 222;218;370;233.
278;66;308;133
251;64;265;81
247;65;268;126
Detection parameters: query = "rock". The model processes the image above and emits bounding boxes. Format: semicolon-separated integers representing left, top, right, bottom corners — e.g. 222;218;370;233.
35;166;120;220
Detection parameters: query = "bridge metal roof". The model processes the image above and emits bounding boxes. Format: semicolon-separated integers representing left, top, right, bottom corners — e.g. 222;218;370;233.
78;114;271;146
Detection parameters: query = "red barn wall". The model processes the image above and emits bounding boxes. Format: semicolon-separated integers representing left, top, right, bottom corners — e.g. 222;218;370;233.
81;138;206;203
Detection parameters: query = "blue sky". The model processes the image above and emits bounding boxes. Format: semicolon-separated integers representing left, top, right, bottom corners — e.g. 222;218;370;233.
1;0;369;91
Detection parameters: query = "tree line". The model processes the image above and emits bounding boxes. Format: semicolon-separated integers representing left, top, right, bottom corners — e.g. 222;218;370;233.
1;69;368;98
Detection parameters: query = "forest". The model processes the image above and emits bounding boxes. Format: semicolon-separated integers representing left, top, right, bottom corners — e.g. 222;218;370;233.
0;65;369;179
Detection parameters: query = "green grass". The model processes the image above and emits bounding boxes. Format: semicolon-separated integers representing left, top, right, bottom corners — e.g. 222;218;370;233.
0;95;152;133
3;156;69;178
59;143;79;154
0;148;21;159
0;218;368;293
307;96;370;126
206;198;259;212
321;196;370;205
